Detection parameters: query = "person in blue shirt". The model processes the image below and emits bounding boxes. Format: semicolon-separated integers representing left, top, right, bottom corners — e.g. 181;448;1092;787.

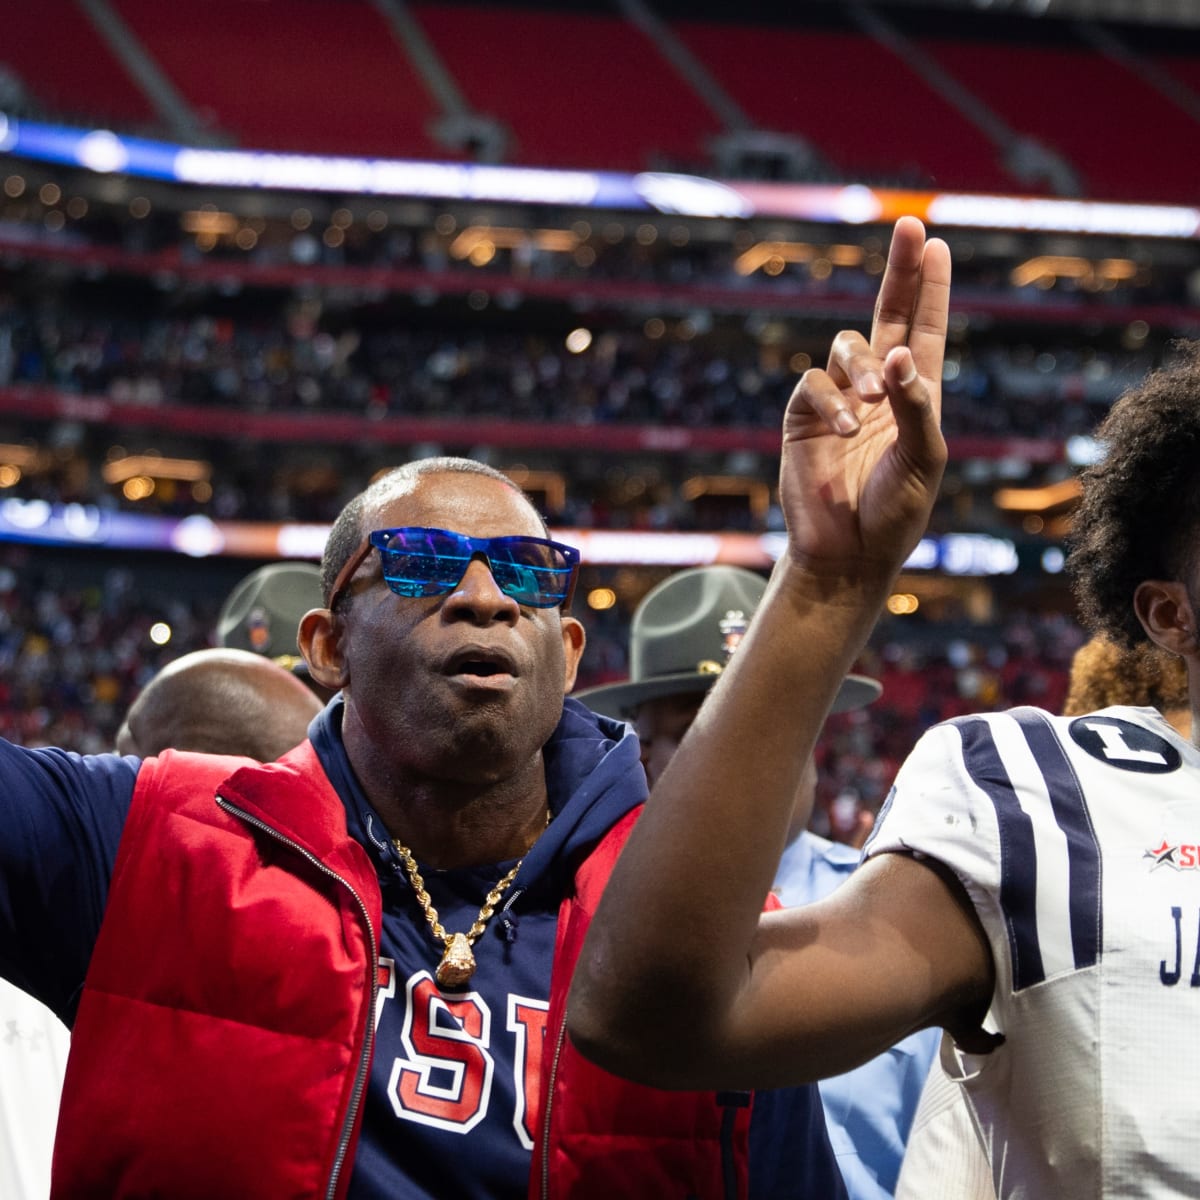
579;563;939;1200
774;830;941;1200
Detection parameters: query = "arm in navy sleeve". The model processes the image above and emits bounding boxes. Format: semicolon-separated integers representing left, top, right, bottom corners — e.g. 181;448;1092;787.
0;739;137;1023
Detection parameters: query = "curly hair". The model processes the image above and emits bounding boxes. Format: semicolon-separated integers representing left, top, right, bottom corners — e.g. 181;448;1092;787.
1062;634;1189;716
320;457;543;609
1068;342;1200;647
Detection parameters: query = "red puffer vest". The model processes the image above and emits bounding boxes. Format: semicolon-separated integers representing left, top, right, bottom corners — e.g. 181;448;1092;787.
52;744;754;1199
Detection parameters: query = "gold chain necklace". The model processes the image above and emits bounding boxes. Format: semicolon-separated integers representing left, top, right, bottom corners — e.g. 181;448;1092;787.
393;809;550;989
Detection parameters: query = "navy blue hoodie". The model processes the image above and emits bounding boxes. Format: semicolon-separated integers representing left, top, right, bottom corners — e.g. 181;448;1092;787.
0;695;844;1199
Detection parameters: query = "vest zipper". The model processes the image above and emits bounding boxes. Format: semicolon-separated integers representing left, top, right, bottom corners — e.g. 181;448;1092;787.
216;796;379;1200
540;1013;570;1200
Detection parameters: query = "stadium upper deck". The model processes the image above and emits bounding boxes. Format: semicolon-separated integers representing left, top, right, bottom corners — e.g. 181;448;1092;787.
3;1;1200;203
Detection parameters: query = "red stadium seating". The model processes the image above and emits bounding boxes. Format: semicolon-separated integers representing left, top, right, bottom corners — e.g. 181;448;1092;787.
920;36;1200;204
5;3;1200;201
112;0;443;158
411;3;721;171
1;0;154;127
674;19;1020;193
1155;48;1200;91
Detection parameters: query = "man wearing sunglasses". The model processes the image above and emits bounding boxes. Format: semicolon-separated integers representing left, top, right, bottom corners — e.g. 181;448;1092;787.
0;453;844;1198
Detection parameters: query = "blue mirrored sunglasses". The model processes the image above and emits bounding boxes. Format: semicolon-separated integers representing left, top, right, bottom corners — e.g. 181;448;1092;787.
328;527;581;611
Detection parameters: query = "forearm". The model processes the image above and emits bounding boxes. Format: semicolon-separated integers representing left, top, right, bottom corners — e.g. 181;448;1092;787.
569;558;895;1080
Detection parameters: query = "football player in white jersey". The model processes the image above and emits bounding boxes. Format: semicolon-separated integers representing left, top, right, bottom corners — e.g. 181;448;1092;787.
895;631;1193;1200
568;216;1200;1198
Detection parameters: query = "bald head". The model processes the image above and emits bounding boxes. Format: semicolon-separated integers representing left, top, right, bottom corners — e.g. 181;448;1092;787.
116;648;323;761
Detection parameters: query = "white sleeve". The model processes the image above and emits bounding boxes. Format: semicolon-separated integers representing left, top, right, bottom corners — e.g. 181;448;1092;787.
863;720;1005;917
0;979;69;1200
861;715;1015;1022
895;1052;996;1200
864;705;1138;1038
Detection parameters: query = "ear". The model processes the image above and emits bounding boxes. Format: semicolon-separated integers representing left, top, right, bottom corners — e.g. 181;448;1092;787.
1134;580;1197;657
560;615;586;693
299;607;350;691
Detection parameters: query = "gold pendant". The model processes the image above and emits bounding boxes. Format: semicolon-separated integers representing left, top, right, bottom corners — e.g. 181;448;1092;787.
436;932;477;988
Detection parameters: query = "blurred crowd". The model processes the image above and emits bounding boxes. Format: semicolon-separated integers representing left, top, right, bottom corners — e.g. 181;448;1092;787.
0;540;1078;847
6;189;1194;310
0;297;1149;440
0;275;1163;543
0;166;1130;835
0;546;220;753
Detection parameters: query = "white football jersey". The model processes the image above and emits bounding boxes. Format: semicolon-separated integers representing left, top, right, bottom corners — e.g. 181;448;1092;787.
864;704;1200;1199
0;979;68;1200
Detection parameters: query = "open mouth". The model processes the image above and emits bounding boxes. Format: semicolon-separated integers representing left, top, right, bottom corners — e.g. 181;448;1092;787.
458;660;505;677
445;646;518;679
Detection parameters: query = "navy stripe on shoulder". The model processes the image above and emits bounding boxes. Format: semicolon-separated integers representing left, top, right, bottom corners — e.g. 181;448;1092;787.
1011;708;1102;973
954;715;1045;991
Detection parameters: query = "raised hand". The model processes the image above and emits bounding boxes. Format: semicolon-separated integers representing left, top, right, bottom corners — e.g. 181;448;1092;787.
566;217;992;1109
778;217;951;580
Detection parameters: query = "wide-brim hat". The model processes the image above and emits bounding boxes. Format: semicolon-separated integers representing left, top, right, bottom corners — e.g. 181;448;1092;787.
577;565;881;719
216;562;325;672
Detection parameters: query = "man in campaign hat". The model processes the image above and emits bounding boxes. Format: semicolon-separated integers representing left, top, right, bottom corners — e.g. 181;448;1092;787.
217;562;336;700
578;564;936;1200
578;565;880;801
217;561;324;665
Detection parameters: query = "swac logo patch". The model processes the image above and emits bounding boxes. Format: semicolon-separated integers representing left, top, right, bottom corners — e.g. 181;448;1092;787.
1068;715;1182;774
1144;841;1200;872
